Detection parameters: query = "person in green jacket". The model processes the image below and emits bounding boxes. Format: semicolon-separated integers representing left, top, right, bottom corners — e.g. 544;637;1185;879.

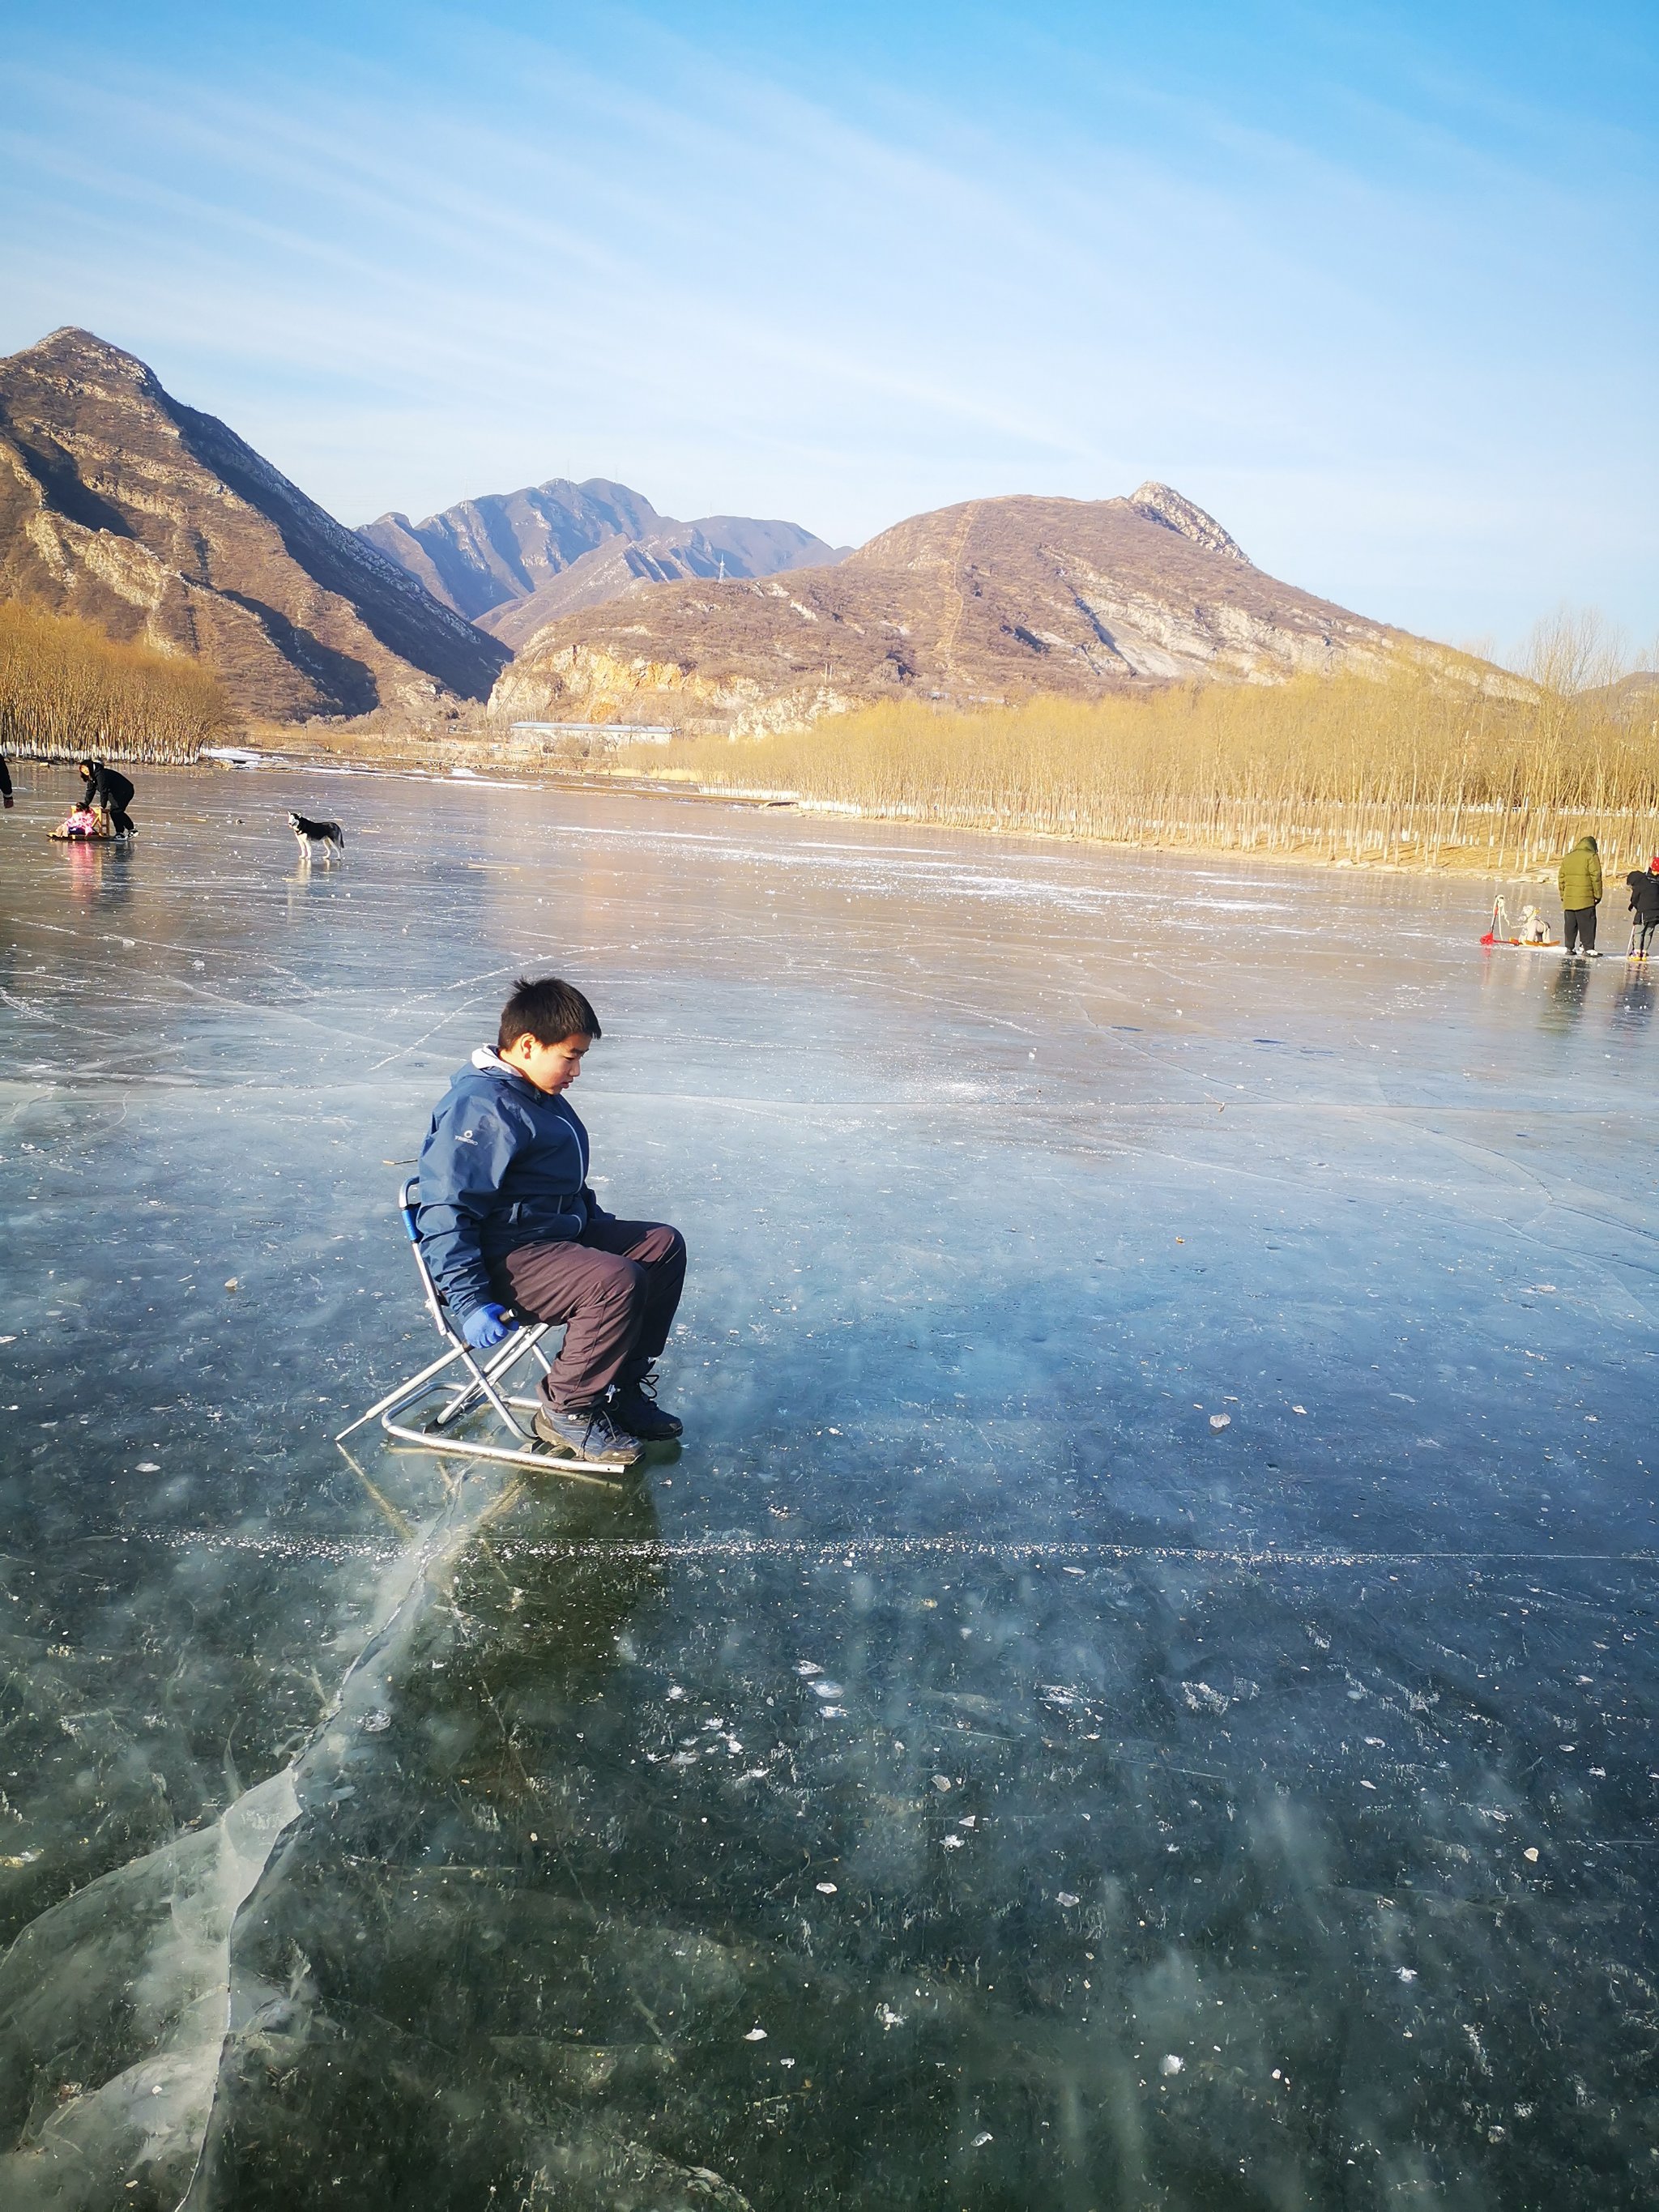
1558;836;1604;957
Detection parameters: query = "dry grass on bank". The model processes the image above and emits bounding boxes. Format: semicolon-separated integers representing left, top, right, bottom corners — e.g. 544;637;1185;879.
0;601;234;765
616;633;1659;873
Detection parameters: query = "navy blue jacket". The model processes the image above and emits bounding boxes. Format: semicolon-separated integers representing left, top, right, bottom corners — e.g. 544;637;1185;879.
416;1049;612;1320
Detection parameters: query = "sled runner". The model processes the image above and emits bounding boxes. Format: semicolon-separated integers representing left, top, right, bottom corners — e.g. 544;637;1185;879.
335;1180;628;1484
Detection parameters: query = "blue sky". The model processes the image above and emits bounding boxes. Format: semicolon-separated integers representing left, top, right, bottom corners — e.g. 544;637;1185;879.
2;1;1655;656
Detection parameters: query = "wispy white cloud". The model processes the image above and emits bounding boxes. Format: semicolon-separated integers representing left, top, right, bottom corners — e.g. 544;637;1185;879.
0;0;1653;646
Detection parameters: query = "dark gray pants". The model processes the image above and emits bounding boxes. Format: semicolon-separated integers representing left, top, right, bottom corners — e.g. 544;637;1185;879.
1563;906;1597;953
500;1219;686;1411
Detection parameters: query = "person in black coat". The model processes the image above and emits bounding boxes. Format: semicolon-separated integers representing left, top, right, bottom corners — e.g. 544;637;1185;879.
0;754;12;812
78;759;135;837
1626;858;1659;959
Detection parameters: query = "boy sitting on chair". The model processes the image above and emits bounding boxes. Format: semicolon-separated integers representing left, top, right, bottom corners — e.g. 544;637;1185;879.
416;975;686;1469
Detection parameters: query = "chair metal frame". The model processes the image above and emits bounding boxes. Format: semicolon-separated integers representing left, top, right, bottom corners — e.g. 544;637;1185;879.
335;1179;623;1485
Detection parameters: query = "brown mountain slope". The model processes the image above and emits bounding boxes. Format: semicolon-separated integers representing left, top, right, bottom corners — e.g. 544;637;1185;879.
478;517;850;650
360;475;847;643
358;478;665;620
0;328;506;720
488;484;1405;735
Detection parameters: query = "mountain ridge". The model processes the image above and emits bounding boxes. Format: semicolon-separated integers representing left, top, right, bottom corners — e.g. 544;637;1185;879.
0;327;505;719
359;479;847;646
488;486;1410;735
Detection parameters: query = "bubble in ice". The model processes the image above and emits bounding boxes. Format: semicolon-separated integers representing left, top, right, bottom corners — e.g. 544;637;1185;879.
1056;1891;1081;1907
1160;2054;1183;2077
744;2027;767;2042
795;1661;823;1677
816;1882;838;1894
812;1680;844;1698
1523;1847;1540;1863
942;1833;964;1849
1209;1413;1231;1430
1397;1968;1418;1982
875;2003;906;2031
972;2132;994;2148
137;1462;160;1473
932;1775;952;1792
667;1685;686;1699
361;1710;391;1734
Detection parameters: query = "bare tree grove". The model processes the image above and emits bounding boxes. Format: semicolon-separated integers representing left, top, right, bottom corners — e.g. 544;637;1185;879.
0;601;235;764
625;615;1659;873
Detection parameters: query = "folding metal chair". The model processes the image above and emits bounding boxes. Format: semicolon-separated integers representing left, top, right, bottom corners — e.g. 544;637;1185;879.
335;1179;623;1484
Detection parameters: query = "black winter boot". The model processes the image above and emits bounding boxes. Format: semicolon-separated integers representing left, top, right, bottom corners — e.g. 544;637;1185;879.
609;1366;683;1440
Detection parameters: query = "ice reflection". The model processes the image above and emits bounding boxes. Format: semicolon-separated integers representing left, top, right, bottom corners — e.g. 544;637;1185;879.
1;767;1654;2206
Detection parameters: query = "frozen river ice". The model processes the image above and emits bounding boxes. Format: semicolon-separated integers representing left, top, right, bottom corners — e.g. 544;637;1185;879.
0;765;1655;2210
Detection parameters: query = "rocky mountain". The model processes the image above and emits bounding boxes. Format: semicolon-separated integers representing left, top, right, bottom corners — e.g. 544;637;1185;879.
1594;671;1659;719
359;479;846;646
488;484;1405;735
0;327;506;721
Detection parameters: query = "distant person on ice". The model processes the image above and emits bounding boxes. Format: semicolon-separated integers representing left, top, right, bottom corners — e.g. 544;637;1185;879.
415;974;686;1470
0;754;12;812
77;759;135;839
1627;857;1659;961
1558;835;1603;958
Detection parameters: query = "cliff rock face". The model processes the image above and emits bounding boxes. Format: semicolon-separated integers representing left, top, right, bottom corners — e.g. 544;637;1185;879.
489;490;1403;735
360;479;847;645
0;327;506;720
1127;480;1252;564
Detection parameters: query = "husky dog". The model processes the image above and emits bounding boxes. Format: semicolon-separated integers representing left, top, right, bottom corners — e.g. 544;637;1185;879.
290;811;345;863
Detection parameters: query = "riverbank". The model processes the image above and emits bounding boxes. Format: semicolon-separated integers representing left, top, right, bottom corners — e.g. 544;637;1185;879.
188;727;1572;884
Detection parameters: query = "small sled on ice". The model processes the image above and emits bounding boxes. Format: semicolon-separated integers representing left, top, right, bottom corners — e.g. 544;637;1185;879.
49;808;115;842
1482;898;1557;949
335;1179;630;1485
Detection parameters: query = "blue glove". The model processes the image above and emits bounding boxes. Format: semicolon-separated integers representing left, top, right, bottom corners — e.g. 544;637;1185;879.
461;1302;513;1351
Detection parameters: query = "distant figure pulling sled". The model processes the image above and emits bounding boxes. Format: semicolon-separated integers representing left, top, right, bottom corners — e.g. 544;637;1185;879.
415;974;687;1470
1482;897;1555;948
290;810;345;863
1558;836;1603;958
1626;857;1659;960
77;760;134;838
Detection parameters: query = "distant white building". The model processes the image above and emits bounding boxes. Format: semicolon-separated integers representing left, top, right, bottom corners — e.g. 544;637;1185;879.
508;722;673;746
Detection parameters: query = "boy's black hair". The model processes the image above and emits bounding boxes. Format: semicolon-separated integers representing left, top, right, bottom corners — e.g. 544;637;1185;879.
498;975;602;1051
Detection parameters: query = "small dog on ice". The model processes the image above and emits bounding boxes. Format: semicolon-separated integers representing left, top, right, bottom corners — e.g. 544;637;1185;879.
289;811;345;863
